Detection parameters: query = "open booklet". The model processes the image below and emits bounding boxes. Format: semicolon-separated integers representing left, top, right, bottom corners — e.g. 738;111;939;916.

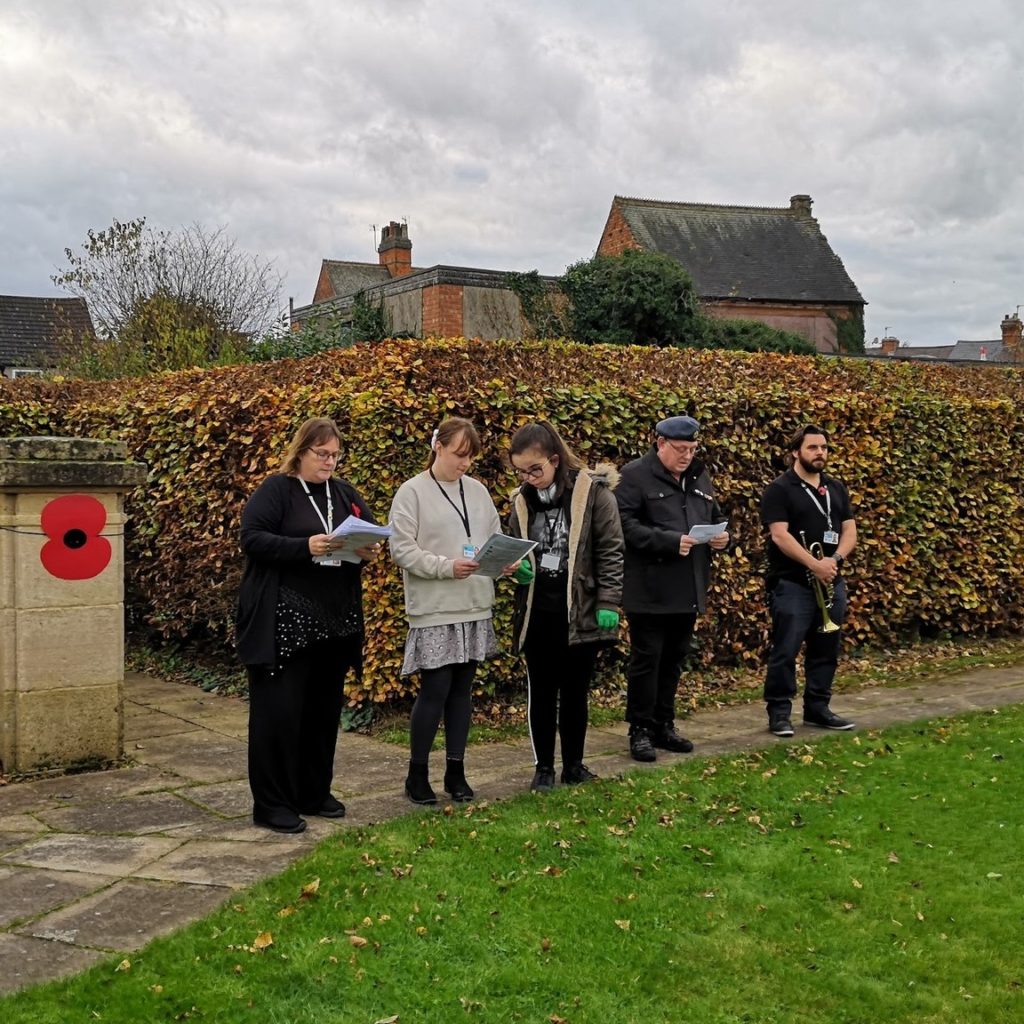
470;534;537;578
313;514;392;566
687;521;728;544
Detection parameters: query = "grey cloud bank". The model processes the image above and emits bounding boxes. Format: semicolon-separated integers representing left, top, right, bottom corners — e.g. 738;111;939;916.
2;0;1021;348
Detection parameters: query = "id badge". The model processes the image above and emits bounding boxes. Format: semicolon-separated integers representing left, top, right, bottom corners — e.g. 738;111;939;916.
540;552;561;572
315;556;342;568
462;544;478;560
823;530;839;546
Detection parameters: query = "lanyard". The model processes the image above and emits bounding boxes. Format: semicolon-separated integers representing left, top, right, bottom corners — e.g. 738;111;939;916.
299;478;333;534
800;481;832;531
543;507;564;548
429;469;471;538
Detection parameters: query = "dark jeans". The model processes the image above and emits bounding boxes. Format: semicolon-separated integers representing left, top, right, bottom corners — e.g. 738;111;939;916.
409;661;478;764
247;639;355;825
763;577;848;717
625;612;697;730
524;614;598;770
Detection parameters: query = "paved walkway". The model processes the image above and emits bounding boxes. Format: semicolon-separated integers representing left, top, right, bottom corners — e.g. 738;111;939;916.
2;664;1024;995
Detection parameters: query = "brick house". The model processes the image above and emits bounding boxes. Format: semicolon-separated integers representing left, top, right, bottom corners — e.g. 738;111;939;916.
0;295;94;378
292;222;553;340
868;314;1022;363
597;194;865;353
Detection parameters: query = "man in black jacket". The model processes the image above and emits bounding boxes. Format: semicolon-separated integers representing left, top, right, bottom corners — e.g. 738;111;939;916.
616;416;729;761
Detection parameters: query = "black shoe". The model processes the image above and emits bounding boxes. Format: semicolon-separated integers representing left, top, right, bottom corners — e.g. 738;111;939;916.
629;728;657;763
443;759;475;803
652;723;694;754
769;717;795;737
405;762;438;805
531;766;556;792
253;813;307;835
803;708;855;731
561;762;598;785
302;795;346;819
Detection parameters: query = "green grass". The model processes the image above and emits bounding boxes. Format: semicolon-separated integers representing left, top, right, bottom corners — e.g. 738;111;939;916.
5;705;1024;1023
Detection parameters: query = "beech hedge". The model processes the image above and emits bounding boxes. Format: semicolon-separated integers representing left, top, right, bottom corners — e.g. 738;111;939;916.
2;339;1022;705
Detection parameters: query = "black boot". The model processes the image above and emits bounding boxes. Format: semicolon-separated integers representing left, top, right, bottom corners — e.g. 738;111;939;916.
629;726;657;763
443;758;475;802
405;761;437;805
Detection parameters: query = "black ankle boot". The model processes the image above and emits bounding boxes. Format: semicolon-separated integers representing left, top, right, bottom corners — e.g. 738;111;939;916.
443;758;475;802
405;761;437;805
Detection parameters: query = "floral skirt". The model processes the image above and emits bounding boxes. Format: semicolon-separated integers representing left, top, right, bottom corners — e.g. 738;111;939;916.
400;618;499;676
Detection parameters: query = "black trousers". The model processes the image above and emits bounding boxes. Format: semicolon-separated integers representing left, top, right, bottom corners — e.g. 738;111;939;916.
763;578;847;717
524;614;598;770
624;612;697;730
247;639;355;826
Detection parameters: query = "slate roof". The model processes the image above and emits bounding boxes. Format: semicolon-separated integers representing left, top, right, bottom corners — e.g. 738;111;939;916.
320;260;392;300
0;295;94;370
949;339;1006;361
612;196;864;305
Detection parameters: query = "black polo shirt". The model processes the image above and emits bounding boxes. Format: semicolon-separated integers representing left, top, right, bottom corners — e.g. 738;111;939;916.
760;469;853;588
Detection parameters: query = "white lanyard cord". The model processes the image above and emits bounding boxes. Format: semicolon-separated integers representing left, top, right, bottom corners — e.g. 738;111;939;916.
800;482;832;531
299;478;333;534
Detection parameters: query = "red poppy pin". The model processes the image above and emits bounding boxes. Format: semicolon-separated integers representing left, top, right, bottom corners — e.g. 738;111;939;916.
39;494;112;580
351;504;362;518
818;486;827;496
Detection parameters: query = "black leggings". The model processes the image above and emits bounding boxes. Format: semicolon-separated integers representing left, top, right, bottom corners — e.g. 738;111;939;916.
409;661;477;764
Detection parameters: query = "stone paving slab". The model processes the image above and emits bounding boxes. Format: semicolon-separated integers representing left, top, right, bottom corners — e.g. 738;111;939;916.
1;834;186;876
123;708;201;741
0;867;112;929
20;878;232;953
34;792;222;836
179;779;251;817
0;933;107;995
126;731;247;784
0;765;184;817
133;838;311;888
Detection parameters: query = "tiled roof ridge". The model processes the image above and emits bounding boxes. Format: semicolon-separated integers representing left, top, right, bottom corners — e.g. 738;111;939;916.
614;195;798;215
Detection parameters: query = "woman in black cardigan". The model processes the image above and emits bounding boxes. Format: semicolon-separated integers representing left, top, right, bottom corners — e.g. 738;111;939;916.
236;417;380;833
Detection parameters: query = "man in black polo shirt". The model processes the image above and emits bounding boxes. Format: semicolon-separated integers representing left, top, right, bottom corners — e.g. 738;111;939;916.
761;425;857;737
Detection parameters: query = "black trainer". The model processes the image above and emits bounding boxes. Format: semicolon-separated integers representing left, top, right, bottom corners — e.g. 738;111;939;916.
629;728;657;763
561;762;598;785
803;708;855;731
302;794;346;818
530;767;556;792
769;717;795;737
652;723;694;754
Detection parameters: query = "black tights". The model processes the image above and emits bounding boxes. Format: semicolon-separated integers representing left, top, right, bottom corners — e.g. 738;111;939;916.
409;661;477;764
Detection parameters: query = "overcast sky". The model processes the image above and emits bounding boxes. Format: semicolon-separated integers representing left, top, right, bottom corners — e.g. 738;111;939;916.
3;0;1022;347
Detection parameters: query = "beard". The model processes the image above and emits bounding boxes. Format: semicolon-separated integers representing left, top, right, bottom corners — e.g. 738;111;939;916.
797;453;826;475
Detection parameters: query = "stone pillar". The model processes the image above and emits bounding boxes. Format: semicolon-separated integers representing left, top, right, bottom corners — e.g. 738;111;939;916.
0;437;146;775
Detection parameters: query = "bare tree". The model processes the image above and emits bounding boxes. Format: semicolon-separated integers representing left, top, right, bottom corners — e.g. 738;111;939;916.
53;217;284;340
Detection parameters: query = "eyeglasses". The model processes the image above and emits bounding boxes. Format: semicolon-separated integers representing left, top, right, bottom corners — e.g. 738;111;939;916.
307;447;341;463
513;458;551;480
663;440;698;455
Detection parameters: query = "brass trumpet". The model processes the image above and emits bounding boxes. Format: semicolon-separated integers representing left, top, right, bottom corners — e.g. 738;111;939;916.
799;531;840;634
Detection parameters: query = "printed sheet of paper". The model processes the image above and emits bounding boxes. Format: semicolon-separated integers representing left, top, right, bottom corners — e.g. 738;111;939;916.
313;514;392;565
686;522;728;544
470;534;537;578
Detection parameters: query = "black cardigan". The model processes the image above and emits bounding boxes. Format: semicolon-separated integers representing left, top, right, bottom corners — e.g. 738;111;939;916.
235;473;376;667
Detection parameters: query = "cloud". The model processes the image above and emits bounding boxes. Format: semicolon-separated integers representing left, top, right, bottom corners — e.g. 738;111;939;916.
1;0;1021;345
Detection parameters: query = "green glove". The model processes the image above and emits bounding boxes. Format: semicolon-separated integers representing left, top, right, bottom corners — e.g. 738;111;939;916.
514;559;535;585
596;609;620;630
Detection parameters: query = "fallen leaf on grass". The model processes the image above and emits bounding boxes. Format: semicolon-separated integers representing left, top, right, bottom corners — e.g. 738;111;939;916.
301;877;320;899
373;1016;400;1024
349;935;369;948
541;937;552;951
115;959;131;972
851;878;863;889
615;919;631;931
987;872;1003;879
277;906;296;918
887;852;900;863
252;931;273;951
540;865;563;876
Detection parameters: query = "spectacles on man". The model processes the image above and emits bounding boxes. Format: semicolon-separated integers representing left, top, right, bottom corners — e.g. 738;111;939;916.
308;447;341;463
513;457;551;480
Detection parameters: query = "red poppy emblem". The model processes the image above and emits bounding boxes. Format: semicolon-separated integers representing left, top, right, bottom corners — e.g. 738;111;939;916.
39;495;112;580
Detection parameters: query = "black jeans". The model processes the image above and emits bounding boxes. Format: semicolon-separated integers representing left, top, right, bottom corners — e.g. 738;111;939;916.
624;612;697;731
247;638;356;826
763;577;848;717
524;614;598;770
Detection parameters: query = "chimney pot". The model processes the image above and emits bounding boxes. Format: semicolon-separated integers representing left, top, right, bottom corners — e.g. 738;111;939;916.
1000;312;1022;354
880;335;899;356
378;220;412;277
789;194;813;217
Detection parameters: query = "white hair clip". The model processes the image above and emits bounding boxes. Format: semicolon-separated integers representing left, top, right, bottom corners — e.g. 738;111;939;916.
431;428;439;449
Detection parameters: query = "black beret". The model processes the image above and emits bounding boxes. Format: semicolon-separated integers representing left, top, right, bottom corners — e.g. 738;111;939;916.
655;415;700;441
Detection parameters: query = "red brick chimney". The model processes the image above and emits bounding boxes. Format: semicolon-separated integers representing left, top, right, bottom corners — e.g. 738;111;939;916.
880;335;899;356
378;221;412;277
1000;313;1022;356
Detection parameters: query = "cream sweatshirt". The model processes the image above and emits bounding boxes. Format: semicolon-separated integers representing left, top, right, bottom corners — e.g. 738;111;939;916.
388;470;502;628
